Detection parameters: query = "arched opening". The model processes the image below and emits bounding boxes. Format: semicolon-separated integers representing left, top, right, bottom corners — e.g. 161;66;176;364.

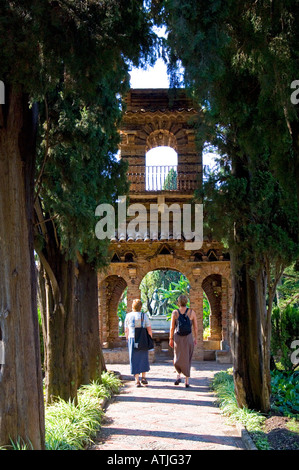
203;291;211;340
100;275;127;348
145;146;178;190
139;269;189;356
124;252;134;263
202;274;222;344
117;287;127;336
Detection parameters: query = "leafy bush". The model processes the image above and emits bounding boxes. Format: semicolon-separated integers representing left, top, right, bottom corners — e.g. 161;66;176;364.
211;370;266;433
270;370;299;417
271;305;299;371
45;372;122;450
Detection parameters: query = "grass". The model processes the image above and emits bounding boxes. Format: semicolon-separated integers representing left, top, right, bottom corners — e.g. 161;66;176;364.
45;371;122;450
211;369;270;450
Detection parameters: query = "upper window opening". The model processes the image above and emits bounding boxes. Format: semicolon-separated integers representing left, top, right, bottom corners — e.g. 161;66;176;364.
146;146;178;191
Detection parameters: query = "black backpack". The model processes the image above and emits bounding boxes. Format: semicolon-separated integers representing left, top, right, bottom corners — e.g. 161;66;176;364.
176;308;192;336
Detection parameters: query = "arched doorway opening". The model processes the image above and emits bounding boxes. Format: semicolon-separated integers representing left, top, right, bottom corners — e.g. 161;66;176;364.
202;274;222;349
99;275;127;348
145;146;178;191
139;268;190;357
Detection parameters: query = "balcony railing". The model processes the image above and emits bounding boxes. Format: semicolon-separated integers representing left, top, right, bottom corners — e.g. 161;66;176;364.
146;165;177;191
126;163;204;192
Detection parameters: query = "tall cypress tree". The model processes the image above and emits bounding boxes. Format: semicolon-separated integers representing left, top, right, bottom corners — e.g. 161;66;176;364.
162;0;299;412
35;88;129;404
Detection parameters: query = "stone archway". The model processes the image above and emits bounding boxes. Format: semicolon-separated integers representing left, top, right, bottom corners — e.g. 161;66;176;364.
98;274;128;348
202;274;222;342
97;88;232;364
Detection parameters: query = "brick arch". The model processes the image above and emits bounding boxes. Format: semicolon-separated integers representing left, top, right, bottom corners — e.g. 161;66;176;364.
99;275;127;347
146;129;177;152
202;274;222;341
137;255;194;286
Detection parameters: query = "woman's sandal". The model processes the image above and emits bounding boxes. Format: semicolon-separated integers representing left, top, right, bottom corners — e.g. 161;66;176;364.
174;378;181;385
141;378;148;385
135;381;142;387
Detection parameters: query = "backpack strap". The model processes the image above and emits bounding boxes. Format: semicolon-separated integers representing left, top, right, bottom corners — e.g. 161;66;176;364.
178;308;189;316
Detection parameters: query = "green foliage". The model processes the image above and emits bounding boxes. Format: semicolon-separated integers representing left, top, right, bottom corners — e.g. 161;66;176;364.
45;372;122;450
276;264;299;310
100;371;123;396
0;1;157;99
158;274;190;318
271;305;299;371
163;0;299;272
139;270;210;334
212;368;299;449
163;168;177;190
211;370;267;434
117;288;127;335
203;293;211;332
270;370;299;417
37;86;127;267
140;270;182;316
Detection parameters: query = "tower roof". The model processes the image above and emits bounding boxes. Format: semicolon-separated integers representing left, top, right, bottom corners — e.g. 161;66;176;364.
124;88;197;113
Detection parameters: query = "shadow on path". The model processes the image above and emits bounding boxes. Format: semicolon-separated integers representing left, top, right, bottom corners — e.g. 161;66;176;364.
92;361;245;451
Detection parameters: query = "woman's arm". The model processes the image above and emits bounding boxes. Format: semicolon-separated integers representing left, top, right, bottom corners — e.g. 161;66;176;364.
125;313;129;340
169;311;176;348
191;310;198;345
147;325;153;338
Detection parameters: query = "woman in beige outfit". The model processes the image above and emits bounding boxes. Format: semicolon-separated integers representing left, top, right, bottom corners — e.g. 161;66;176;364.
169;295;198;387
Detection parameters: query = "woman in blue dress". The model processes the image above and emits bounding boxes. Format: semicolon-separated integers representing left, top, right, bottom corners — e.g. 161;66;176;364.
125;299;153;387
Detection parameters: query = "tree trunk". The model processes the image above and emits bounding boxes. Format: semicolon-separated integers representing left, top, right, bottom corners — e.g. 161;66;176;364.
37;241;78;404
0;87;45;448
230;147;271;414
75;254;105;386
231;255;271;413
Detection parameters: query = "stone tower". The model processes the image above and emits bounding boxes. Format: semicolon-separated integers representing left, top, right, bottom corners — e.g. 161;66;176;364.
98;89;232;362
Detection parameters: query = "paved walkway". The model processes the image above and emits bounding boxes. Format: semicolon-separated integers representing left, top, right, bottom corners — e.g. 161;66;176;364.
91;360;246;451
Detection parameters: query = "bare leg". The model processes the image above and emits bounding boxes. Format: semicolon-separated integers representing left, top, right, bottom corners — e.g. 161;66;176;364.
135;374;141;386
141;372;148;385
174;373;181;385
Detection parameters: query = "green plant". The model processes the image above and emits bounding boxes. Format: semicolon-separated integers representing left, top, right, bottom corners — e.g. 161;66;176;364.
270;370;299;416
271;305;299;371
286;418;299;434
203;292;211;335
211;370;269;449
117;288;127;335
163;168;177;190
157;275;190;319
45;371;122;450
100;372;122;397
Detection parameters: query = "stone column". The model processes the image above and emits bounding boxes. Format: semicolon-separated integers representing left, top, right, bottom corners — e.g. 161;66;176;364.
126;268;141;312
189;277;204;361
221;275;233;351
98;278;109;347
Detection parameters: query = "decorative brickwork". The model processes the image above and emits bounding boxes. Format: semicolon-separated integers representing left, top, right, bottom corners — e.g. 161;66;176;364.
97;89;232;362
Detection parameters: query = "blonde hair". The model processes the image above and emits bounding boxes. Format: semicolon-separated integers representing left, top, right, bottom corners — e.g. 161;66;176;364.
132;299;142;312
177;294;188;307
